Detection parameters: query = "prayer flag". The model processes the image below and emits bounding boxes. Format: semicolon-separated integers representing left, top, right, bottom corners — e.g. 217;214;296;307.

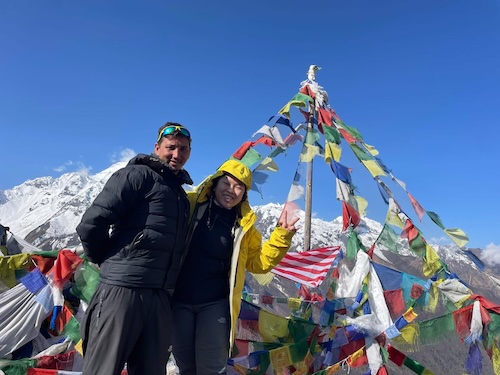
407;193;425;221
444;228;469;248
362;160;386;177
325;141;341;163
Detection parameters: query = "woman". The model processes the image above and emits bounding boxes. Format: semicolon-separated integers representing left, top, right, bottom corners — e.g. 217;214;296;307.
172;159;298;374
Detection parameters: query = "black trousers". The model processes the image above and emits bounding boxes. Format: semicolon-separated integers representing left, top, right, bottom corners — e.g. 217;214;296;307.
81;282;173;375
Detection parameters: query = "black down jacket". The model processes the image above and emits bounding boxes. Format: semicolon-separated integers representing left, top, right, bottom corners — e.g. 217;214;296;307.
76;153;193;291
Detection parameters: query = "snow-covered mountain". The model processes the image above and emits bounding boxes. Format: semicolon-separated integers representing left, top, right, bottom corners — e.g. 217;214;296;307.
0;161;127;250
1;162;498;300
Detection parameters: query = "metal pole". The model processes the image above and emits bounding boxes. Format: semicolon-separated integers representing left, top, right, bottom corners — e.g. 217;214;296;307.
303;101;315;251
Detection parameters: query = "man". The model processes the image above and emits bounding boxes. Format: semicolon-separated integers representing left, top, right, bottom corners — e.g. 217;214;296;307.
76;122;193;375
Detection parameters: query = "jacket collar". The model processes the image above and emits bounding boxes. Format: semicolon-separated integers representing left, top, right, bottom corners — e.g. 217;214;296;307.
128;153;193;185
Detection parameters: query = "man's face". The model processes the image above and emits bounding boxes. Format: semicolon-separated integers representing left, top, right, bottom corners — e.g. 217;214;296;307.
155;136;191;172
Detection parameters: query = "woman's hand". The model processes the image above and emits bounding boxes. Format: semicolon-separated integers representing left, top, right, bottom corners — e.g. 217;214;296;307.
277;210;300;232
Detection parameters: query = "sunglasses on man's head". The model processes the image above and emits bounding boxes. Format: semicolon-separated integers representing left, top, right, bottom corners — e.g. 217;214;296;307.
157;125;191;142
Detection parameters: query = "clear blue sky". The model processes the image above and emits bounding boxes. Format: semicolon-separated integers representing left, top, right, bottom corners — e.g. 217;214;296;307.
1;1;499;250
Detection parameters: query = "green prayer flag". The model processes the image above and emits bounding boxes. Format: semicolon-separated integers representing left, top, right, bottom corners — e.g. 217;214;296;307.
322;125;341;144
346;227;366;260
403;356;426;374
376;224;399;253
61;315;81;343
288;340;309;363
409;232;426;257
305;128;320;145
0;358;37;375
418;314;456;346
380;345;389;363
237;148;262;167
288;317;317;342
71;260;100;303
350;143;372;161
32;250;59;257
268;147;286;159
426;211;445;229
339;123;364;141
486;312;500;348
290;92;313;105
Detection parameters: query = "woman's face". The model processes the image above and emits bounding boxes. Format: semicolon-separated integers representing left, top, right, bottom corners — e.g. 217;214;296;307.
213;174;246;209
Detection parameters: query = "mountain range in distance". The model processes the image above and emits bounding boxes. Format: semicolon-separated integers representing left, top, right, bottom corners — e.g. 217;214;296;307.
1;161;499;302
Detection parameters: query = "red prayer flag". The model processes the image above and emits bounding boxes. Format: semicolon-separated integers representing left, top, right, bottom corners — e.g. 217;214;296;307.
342;201;360;231
51;250;83;289
400;219;420;243
261;295;273;305
300;85;315;99
54;305;74;333
367;243;376;258
470;294;500;315
407;192;425;221
453;305;473;340
338;128;357;143
32;255;56;274
232;142;254;160
387;344;406;366
384;289;406;318
410;283;424;300
254;135;275;148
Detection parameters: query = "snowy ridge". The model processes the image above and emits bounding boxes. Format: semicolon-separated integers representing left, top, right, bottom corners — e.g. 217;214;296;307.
1;162;498;299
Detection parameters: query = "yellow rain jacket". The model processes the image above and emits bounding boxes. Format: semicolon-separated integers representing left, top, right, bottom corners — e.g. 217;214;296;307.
186;160;295;353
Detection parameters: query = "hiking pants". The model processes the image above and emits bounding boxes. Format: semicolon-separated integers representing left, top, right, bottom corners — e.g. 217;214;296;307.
81;282;173;375
172;299;230;375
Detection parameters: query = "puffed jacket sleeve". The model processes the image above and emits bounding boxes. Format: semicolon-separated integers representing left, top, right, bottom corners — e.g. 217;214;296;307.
76;168;144;265
244;225;295;274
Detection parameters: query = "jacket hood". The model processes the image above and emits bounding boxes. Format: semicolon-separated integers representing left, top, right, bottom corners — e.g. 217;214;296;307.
128;153;193;185
190;159;255;230
216;160;252;190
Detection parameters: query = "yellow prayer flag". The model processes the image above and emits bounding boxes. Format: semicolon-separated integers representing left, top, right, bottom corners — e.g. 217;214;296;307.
424;282;439;313
362;142;379;156
299;144;320;162
278;102;293;118
394;323;419;346
348;347;365;365
278;99;308;118
269;345;293;369
402;307;418;323
258;309;289;342
74;339;83;355
361;159;386;177
251;272;274;286
423;244;443;277
304;351;315;367
325;141;342;163
421;369;435;375
492;341;500;375
444;228;469;248
292;364;308;375
353;196;368;217
255;156;279;172
385;208;404;228
288;297;301;310
325;363;341;374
